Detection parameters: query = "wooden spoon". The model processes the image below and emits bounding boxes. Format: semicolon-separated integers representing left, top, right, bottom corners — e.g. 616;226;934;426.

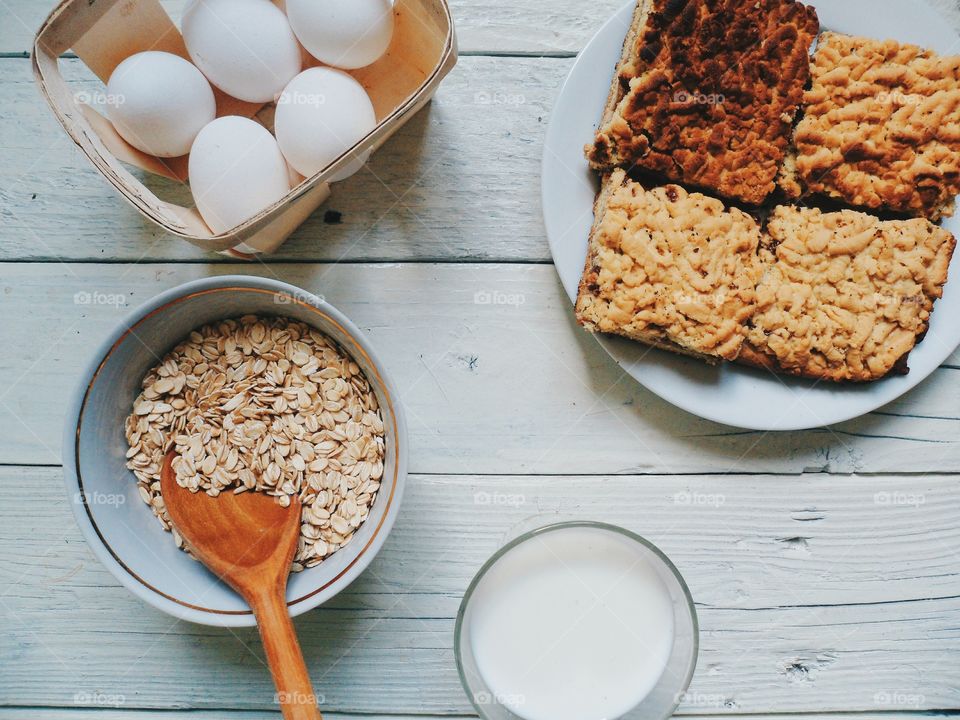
161;451;322;720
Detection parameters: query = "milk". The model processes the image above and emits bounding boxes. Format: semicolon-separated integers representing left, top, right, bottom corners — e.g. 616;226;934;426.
467;526;675;720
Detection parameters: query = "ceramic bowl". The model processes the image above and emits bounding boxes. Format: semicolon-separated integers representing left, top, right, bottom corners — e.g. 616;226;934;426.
62;275;407;627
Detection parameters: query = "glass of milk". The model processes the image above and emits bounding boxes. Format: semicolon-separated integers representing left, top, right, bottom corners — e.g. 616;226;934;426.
455;522;698;720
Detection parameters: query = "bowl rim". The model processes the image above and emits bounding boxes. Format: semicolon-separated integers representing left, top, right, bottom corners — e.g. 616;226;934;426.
61;275;408;627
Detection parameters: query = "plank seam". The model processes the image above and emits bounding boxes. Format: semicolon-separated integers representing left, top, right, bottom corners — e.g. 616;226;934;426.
0;51;578;60
11;464;960;477
0;706;957;716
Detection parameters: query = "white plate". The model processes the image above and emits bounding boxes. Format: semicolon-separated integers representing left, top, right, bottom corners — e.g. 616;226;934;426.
542;0;960;431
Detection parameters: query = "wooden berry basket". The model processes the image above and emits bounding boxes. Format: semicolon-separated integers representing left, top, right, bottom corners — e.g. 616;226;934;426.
32;0;457;257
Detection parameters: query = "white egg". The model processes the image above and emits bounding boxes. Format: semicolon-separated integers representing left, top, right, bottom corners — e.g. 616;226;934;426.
286;0;394;70
275;68;377;181
105;51;215;158
182;0;301;103
188;116;291;234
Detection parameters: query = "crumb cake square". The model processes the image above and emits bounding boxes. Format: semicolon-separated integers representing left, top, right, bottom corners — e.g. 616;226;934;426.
576;170;764;361
789;32;960;220
744;205;956;382
587;0;819;206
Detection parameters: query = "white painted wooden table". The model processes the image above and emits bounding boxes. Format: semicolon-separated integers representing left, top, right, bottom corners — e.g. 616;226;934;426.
2;0;960;718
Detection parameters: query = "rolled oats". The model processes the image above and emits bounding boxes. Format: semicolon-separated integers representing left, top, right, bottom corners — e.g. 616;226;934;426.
124;315;386;571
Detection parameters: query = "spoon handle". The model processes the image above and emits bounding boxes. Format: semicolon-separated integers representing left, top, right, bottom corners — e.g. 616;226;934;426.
250;588;323;720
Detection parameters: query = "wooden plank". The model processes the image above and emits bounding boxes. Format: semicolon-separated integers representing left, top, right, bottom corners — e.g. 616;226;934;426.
0;715;955;720
0;55;558;263
2;262;960;473
4;0;625;55
6;0;960;55
6;7;960;266
0;713;454;720
2;468;960;714
0;714;452;720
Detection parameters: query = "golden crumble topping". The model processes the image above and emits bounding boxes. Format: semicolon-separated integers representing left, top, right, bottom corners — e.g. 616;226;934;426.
576;171;763;361
791;32;960;220
745;205;956;381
